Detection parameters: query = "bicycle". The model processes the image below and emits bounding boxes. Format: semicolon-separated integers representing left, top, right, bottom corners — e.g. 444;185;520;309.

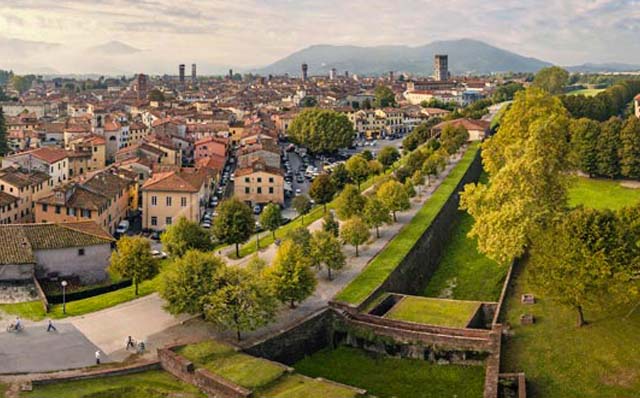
6;323;23;333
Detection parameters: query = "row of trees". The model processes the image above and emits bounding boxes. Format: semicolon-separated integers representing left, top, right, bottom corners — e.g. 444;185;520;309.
561;78;640;122
571;115;640;179
461;86;640;326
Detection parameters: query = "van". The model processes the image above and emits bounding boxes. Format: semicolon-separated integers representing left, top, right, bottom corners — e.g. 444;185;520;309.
116;220;130;235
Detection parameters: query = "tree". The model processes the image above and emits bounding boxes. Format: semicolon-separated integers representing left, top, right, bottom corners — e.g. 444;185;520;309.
322;212;340;237
148;89;165;102
0;107;7;156
492;82;525;102
619;116;640;179
378;146;400;168
376;180;410;221
265;240;317;307
309;174;336;213
362;196;391;238
292;195;312;224
374;85;396;108
440;124;469;155
260;203;282;239
110;236;159;296
330;163;351;190
287;108;355;154
160;250;226;314
213;198;255;257
596;117;622;178
285;226;312;257
368;159;384;176
404;180;416;198
311;230;346;280
532;66;569;95
569;118;600;176
460;87;572;264
161;217;213;257
411;170;425;195
335;184;365;220
340;217;370;257
360;150;374;161
10;74;36;94
204;266;276;340
345;155;369;190
530;207;638;327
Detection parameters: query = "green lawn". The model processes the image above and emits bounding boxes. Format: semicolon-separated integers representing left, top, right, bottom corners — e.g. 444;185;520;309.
422;210;507;302
567;88;605;96
295;346;485;398
569;176;640;210
385;296;480;328
256;374;359;398
21;370;203;398
335;143;480;305
501;260;640;397
176;341;285;389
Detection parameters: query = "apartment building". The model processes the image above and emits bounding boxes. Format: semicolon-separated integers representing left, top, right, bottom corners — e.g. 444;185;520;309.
234;160;284;206
0;166;51;223
2;147;69;189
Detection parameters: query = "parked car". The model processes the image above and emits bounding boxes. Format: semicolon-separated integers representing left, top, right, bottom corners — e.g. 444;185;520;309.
115;220;130;235
202;221;211;229
150;231;162;240
253;204;262;215
295;188;302;195
151;250;168;259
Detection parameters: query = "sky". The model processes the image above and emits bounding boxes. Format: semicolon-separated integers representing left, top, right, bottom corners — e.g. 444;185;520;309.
1;0;640;74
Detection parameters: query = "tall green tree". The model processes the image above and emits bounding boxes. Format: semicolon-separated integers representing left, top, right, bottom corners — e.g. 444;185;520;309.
530;207;639;327
213;198;255;257
330;163;351;190
292;195;312;224
265;240;317;308
374;85;396;108
309;174;336;213
109;236;159;295
376;180;410;221
345;155;370;190
160;250;226;314
260;203;282;239
569;118;600;176
619;116;640;179
363;196;392;238
311;230;346;280
340;217;370;257
460;88;572;264
532;66;569;95
596;117;622;178
322;212;340;237
161;217;213;257
204;266;276;340
378;145;400;168
335;184;365;220
287;108;355;153
285;226;313;257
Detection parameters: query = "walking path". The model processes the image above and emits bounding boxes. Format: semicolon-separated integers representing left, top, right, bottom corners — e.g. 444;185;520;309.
0;148;465;377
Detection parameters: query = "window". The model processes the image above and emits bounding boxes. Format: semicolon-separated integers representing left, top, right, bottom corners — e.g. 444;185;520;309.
151;196;157;206
166;197;172;207
166;217;172;225
78;248;85;256
245;187;250;194
244;177;250;183
82;209;91;218
257;187;262;194
151;216;157;226
55;206;61;214
181;197;187;207
269;177;274;183
269;187;274;194
42;204;48;212
257;177;262;183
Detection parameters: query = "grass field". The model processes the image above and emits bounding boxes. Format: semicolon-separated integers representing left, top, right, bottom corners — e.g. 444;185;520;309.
176;341;285;389
21;370;203;398
422;210;507;302
567;88;605;96
295;346;485;398
568;176;640;210
255;374;359;398
501;261;640;397
384;296;480;328
335;143;480;305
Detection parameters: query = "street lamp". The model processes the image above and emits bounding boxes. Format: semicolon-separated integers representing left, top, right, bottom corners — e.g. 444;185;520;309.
61;280;68;315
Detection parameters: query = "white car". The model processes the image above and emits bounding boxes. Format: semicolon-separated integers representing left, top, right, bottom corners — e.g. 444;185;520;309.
295;188;302;195
151;250;167;259
202;222;211;229
116;220;130;235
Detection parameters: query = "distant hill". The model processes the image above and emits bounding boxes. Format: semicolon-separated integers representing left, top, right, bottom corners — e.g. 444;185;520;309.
87;41;142;55
565;62;640;73
255;39;552;76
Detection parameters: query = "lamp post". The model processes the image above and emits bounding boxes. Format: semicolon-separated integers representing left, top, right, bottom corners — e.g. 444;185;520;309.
61;280;68;315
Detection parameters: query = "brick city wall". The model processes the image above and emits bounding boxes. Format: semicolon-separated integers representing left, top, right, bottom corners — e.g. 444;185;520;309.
157;348;251;398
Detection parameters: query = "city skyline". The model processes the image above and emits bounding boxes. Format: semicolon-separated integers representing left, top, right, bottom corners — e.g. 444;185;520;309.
2;0;640;74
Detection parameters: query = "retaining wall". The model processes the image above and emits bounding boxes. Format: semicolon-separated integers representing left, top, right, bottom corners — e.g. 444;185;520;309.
31;361;161;386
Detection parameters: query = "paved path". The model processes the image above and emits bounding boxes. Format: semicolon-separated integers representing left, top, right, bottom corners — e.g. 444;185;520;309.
0;323;108;374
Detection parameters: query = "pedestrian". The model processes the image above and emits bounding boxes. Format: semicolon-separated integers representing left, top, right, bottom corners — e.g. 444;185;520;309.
126;335;135;350
14;316;21;331
46;319;57;332
95;350;101;365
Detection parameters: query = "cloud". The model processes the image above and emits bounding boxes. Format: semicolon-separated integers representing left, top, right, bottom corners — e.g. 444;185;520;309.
0;0;639;74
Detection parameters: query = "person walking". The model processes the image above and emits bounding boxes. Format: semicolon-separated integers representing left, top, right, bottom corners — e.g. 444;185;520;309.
126;336;135;350
95;350;101;365
46;319;57;332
